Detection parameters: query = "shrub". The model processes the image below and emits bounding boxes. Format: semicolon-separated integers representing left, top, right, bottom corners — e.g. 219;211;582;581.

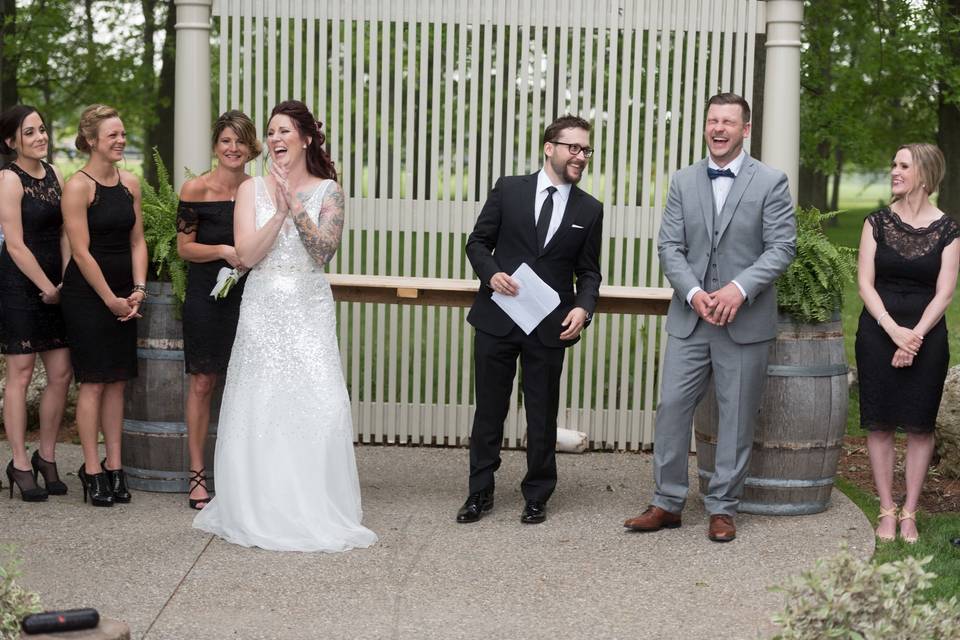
0;546;41;640
771;544;960;639
777;208;858;323
140;148;188;304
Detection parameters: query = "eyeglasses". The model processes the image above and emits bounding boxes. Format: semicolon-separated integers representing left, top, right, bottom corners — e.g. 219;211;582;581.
550;141;595;159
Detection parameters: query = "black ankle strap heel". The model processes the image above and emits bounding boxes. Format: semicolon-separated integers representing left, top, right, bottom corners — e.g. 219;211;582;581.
188;469;213;510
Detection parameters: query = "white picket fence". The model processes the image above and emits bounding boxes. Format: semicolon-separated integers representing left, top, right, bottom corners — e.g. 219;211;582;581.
210;0;766;450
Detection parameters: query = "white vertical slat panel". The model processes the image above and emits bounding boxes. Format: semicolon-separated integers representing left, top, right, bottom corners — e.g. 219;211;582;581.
528;2;543;172
218;0;228;115
305;0;314;108
743;0;760;156
292;0;302;99
555;0;570;429
721;0;734;91
266;0;276;116
625;1;646;449
367;10;382;441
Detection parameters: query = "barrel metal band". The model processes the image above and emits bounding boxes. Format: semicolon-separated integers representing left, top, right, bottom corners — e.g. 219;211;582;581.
136;348;185;360
698;469;835;488
766;364;848;377
123;465;190;480
123;419;187;434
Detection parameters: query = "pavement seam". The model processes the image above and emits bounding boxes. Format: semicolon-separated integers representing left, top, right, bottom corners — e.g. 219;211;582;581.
141;534;215;639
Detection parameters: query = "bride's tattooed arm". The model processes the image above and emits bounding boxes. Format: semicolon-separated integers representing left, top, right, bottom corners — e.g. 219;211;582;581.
290;182;345;267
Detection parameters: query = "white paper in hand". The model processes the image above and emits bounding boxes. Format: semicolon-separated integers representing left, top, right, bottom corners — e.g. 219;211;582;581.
491;263;561;334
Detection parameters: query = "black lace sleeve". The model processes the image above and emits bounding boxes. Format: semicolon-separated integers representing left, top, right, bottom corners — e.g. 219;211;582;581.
941;216;960;247
865;209;885;243
177;202;199;234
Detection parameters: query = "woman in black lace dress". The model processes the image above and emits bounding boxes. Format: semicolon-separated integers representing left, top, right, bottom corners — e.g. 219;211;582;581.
0;105;73;501
61;105;148;507
856;143;960;543
177;110;260;510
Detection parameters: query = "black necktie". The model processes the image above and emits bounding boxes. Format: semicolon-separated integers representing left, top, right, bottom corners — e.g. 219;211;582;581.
537;186;557;250
707;167;736;180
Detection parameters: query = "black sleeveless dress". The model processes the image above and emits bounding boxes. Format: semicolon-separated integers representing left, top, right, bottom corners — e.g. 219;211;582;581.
60;171;138;382
177;200;246;374
0;161;68;354
855;208;960;432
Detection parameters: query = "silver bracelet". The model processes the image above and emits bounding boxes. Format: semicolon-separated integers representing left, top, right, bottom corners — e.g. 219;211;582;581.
876;311;889;325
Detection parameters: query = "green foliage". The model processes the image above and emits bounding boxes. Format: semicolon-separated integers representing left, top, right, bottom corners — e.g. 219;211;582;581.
771;543;960;639
0;546;41;640
777;208;858;323
140;148;187;303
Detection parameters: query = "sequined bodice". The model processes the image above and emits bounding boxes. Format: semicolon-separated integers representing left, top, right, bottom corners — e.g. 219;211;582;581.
253;177;332;274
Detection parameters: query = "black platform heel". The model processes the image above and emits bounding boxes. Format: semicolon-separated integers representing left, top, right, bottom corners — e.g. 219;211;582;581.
188;469;213;510
31;450;68;495
6;460;48;502
102;459;131;504
78;465;113;507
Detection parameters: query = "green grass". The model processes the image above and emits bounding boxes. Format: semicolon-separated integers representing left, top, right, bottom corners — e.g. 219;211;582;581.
835;477;960;601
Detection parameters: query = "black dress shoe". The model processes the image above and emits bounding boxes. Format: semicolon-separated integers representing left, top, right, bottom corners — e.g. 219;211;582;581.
456;489;494;523
521;500;547;524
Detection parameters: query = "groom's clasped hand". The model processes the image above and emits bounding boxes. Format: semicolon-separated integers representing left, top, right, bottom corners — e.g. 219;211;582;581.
691;282;745;327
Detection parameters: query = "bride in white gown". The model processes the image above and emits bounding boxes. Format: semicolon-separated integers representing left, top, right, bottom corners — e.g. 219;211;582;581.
193;100;377;552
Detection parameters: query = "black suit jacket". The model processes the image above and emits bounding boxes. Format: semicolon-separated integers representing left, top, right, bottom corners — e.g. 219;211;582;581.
465;173;603;348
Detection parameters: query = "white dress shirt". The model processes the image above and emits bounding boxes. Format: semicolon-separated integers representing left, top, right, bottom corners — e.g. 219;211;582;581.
534;169;572;247
686;150;747;306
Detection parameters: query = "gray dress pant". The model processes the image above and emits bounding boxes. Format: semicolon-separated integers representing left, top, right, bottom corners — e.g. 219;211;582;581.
651;321;771;516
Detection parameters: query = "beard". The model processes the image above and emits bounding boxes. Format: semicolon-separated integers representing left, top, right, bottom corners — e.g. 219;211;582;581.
549;154;584;184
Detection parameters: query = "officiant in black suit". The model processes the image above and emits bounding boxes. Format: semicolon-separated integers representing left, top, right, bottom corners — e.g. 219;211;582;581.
457;115;603;525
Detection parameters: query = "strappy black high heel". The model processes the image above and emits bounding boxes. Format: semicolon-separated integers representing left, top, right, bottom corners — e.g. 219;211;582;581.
6;460;48;502
188;469;213;510
78;465;113;507
101;459;131;504
31;450;68;495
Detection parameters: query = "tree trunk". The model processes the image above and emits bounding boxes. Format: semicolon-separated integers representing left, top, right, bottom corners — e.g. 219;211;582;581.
0;0;18;112
798;141;829;211
938;0;960;220
829;148;843;213
144;0;177;186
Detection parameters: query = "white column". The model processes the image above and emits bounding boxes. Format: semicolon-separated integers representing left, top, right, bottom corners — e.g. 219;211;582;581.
173;0;213;190
762;0;803;205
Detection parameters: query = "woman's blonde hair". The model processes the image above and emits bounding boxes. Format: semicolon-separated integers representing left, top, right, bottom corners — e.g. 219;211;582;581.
892;143;945;202
75;104;120;154
212;110;262;161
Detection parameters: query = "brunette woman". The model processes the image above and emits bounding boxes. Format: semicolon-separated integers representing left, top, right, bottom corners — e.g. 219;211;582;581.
177;110;260;509
0;105;72;501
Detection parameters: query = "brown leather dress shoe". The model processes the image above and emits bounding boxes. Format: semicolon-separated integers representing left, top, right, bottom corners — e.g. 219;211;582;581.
708;514;736;542
623;505;681;531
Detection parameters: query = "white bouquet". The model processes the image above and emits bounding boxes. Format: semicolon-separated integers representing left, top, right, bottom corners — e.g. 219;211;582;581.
210;267;246;299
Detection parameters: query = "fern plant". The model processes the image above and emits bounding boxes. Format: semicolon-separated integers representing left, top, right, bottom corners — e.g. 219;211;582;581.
776;208;857;323
140;148;188;304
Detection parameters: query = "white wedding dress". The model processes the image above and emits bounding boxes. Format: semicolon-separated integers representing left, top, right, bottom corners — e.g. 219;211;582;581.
193;177;377;552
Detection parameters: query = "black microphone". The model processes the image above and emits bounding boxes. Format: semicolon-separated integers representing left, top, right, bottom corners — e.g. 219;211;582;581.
21;608;100;634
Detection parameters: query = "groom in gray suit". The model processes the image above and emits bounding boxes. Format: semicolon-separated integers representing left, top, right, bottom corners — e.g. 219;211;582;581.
623;93;795;541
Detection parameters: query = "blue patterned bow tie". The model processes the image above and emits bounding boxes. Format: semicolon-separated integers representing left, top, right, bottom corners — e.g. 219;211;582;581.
707;167;736;180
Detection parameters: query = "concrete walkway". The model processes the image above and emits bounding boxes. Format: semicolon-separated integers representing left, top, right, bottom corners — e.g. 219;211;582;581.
2;444;873;640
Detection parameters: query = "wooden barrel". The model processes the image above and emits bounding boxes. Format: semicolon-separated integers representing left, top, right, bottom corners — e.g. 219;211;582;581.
694;315;848;515
121;281;223;492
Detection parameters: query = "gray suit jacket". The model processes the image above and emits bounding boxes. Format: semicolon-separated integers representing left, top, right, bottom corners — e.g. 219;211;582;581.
658;154;796;344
